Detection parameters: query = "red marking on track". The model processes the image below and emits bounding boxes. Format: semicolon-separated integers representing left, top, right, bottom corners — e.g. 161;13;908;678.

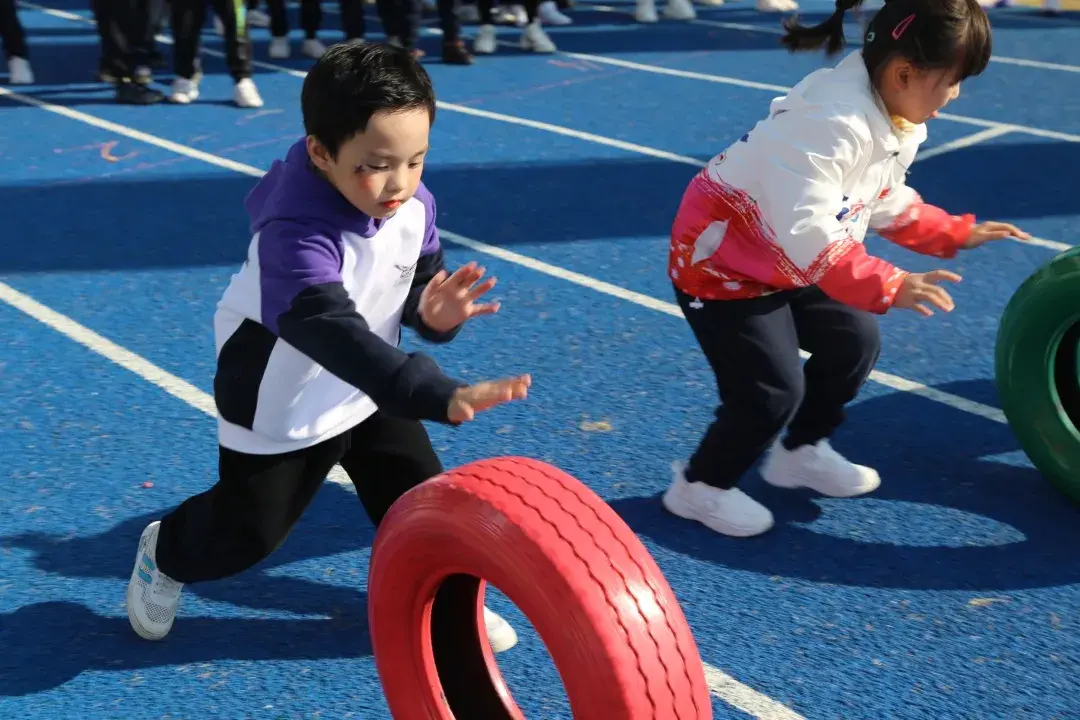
99;141;136;163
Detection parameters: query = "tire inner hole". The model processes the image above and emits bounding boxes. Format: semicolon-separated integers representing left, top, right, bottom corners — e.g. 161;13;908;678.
1052;321;1080;431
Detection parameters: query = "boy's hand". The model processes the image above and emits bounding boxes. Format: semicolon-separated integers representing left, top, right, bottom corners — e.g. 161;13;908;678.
419;262;500;333
448;374;532;424
894;270;962;317
962;221;1029;249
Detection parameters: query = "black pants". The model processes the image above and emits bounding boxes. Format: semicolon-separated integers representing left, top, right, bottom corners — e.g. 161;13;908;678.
675;284;880;490
0;0;27;59
92;0;153;77
263;0;366;40
155;411;442;584
385;0;460;46
170;0;252;81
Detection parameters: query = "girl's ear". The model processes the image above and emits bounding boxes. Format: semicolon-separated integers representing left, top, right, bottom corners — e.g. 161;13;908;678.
881;57;914;93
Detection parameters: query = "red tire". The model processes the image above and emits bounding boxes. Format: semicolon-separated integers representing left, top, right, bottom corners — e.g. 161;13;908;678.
368;456;713;720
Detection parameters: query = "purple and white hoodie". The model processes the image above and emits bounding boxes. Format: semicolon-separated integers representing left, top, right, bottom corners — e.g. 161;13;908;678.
212;138;463;455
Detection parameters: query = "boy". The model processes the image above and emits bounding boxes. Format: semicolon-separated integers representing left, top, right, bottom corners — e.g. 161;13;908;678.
126;42;531;653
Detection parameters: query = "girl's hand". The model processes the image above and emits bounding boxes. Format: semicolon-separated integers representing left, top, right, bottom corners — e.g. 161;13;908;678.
418;262;500;333
894;270;962;317
962;221;1030;249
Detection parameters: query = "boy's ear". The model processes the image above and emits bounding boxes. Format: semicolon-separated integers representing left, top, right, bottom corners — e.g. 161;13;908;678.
306;135;334;172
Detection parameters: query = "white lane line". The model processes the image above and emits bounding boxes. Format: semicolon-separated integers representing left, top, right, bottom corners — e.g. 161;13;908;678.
0;89;806;720
0;282;353;485
550;41;1080;145
0;83;1012;429
15;1;1073;254
913;127;1013;162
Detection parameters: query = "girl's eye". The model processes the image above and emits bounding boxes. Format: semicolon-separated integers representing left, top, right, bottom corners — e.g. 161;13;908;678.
408;161;423;169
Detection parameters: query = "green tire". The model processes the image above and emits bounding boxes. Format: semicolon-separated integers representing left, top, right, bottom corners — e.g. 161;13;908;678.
995;248;1080;504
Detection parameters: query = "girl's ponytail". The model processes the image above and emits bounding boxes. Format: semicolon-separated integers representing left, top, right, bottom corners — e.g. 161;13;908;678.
780;0;864;55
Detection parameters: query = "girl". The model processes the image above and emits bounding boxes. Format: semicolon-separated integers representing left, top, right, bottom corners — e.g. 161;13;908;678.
663;0;1028;537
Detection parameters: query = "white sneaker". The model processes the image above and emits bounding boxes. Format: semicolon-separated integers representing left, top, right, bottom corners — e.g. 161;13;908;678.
473;24;497;54
664;0;697;19
484;607;518;652
756;0;797;11
662;462;774;537
761;439;880;498
233;78;264;108
169;76;199;104
126;521;184;640
635;0;659;22
248;8;271;27
268;36;291;59
7;56;33;84
301;37;327;59
538;0;573;24
507;4;529;25
520;21;556;52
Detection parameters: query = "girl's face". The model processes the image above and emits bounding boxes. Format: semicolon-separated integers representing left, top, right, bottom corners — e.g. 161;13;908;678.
879;59;962;125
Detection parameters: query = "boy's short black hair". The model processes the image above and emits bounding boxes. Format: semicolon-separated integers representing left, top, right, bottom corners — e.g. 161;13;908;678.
301;42;437;159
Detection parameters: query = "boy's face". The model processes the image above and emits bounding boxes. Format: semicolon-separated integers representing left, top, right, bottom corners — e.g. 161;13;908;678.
307;108;431;220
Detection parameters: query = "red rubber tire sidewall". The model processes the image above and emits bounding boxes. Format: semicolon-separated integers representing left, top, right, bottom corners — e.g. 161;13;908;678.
369;456;713;720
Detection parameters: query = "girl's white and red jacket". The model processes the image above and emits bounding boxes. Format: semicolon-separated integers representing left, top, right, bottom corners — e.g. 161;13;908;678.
669;50;974;314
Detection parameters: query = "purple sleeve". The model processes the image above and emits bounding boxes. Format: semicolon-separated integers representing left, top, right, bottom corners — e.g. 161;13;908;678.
258;221;343;335
414;182;441;257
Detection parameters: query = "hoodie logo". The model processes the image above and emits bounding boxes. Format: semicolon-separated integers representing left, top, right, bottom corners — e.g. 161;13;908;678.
394;261;416;283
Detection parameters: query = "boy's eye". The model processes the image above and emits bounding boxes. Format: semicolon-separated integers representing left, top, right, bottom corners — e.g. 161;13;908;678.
364;165;389;172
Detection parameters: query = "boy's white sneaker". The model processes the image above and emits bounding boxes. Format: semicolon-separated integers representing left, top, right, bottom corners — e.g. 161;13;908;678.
662;462;773;537
126;521;184;640
761;439;880;497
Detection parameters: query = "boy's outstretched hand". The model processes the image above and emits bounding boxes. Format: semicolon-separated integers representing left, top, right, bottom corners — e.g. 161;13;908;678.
962;221;1030;249
419;262;501;333
448;375;532;424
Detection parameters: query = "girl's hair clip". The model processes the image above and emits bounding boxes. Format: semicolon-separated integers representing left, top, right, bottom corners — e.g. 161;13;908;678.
892;13;915;40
